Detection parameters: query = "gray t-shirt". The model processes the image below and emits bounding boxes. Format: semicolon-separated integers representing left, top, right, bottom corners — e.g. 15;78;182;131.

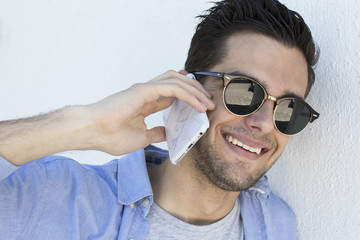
145;199;244;240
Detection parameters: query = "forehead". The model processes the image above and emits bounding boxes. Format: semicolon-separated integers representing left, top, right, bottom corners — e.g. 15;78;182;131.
210;32;308;98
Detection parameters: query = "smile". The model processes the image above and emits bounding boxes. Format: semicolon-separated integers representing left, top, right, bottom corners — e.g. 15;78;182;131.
226;135;262;155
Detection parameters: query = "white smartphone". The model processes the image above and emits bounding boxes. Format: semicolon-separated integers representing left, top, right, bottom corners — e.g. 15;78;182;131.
163;73;209;164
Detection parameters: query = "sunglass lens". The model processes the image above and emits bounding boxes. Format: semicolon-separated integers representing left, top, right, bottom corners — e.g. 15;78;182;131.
274;99;311;135
224;79;264;115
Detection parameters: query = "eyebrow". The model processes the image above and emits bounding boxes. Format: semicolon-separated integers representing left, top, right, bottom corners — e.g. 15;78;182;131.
228;70;306;100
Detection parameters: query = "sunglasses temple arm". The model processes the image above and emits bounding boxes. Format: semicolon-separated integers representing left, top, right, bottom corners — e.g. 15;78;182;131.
310;112;320;123
193;72;225;78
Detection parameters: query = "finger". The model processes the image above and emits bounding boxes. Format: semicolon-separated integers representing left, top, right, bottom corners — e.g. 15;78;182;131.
153;70;212;99
147;126;166;144
140;97;174;116
175;72;213;99
152;78;215;111
142;83;208;113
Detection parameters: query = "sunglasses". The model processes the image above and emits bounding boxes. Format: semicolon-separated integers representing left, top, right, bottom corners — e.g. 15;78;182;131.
193;71;319;136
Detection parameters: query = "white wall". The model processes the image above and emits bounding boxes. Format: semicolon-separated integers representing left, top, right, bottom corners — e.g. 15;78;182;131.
0;0;358;239
267;0;360;239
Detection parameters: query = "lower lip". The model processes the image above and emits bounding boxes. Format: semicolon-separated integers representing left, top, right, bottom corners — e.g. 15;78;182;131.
223;135;261;161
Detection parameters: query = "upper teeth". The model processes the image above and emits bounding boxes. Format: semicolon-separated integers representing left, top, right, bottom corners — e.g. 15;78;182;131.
226;135;262;155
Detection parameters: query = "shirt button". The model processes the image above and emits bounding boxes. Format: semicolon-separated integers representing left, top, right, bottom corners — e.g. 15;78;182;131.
142;199;150;207
130;203;135;208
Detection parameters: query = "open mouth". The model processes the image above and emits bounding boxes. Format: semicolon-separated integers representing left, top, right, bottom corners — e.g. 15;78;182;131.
225;135;263;155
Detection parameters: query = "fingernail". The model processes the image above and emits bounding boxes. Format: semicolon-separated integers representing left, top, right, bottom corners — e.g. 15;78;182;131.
207;96;215;104
205;91;212;98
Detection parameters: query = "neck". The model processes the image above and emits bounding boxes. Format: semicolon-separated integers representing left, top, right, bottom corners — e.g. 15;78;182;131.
148;155;239;225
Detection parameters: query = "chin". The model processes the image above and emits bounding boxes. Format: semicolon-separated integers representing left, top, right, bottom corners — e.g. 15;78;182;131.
189;134;270;192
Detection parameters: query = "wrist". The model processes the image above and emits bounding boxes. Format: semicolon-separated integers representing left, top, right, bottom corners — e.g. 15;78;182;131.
59;105;101;151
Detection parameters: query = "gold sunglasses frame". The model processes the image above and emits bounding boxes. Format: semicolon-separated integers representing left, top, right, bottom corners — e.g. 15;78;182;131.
193;71;320;136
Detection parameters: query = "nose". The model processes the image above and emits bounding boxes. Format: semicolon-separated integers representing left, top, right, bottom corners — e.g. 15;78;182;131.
243;100;275;134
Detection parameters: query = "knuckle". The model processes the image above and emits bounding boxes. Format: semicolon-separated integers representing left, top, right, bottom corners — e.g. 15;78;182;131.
165;70;177;77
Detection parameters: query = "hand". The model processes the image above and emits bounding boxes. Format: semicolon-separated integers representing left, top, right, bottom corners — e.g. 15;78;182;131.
84;70;215;156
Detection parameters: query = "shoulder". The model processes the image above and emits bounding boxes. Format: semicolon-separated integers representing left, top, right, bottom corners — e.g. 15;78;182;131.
0;156;84;239
1;155;76;187
2;155;120;196
0;156;126;239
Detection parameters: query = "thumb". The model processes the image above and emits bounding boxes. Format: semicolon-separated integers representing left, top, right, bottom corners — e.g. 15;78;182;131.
147;126;166;144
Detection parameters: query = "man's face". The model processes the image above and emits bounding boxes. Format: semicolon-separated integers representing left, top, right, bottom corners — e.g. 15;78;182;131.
189;32;308;191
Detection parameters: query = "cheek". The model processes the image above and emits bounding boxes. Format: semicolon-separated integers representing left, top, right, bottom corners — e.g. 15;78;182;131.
274;135;290;152
206;89;232;122
207;100;233;128
205;100;237;146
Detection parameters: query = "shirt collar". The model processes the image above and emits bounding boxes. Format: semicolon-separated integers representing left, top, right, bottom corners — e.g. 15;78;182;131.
117;148;153;205
248;175;271;197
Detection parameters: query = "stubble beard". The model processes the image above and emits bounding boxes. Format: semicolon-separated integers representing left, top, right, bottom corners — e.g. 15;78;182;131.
189;131;276;192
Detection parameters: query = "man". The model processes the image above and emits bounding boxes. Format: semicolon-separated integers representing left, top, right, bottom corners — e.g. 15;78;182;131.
0;0;319;239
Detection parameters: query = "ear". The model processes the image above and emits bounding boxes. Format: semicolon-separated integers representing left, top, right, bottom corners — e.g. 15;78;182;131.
178;69;189;75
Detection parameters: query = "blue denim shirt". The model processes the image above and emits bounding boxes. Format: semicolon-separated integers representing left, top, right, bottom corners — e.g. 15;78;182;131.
0;146;296;240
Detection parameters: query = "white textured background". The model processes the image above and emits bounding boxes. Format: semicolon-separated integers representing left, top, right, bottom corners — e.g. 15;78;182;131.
0;0;359;239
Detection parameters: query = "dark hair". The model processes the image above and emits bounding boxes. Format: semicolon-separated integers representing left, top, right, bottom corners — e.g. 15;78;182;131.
185;0;319;97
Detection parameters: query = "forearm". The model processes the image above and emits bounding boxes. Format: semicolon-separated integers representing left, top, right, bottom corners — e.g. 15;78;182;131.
0;71;215;166
0;106;96;166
